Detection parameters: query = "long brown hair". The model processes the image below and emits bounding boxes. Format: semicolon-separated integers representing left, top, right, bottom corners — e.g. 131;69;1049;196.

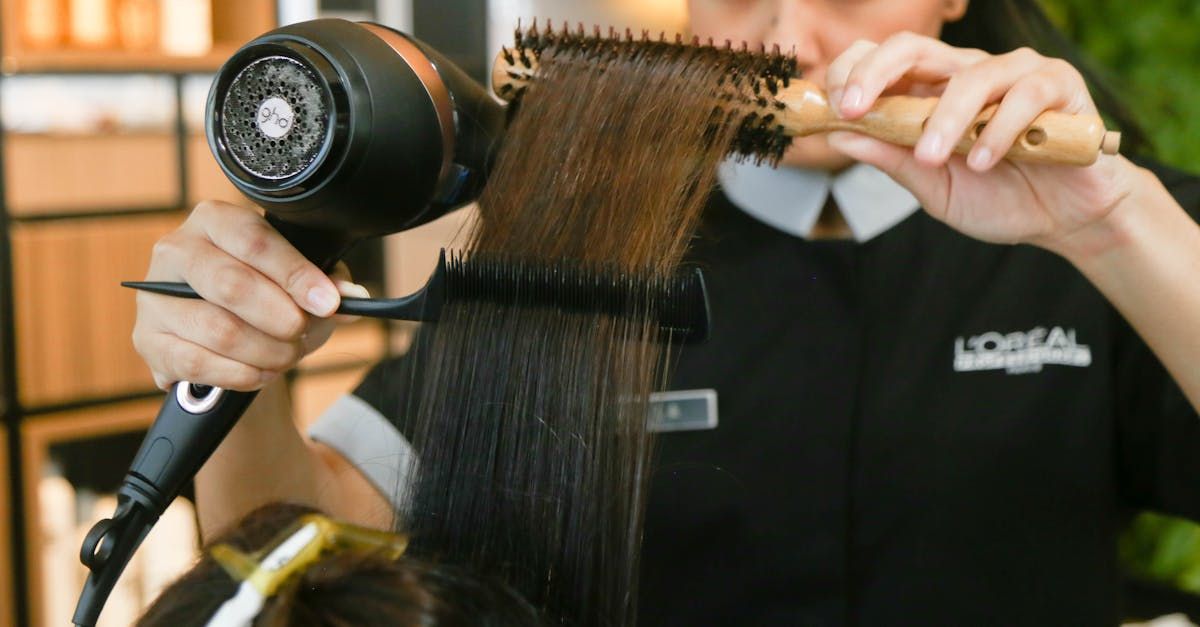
394;24;789;626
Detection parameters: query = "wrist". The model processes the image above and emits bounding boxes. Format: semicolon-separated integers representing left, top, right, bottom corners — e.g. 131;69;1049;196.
1041;165;1164;268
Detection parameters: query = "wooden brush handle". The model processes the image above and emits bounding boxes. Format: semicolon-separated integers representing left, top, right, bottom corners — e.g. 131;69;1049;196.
778;81;1120;166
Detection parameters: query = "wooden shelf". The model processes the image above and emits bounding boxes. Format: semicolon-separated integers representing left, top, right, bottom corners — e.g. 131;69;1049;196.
0;1;280;622
11;212;186;408
186;131;246;207
1;43;242;74
1;0;276;75
0;428;13;627
4;132;180;217
20;397;163;627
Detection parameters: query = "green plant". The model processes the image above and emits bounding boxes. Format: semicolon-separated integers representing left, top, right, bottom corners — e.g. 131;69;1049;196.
1043;0;1200;170
1120;512;1200;594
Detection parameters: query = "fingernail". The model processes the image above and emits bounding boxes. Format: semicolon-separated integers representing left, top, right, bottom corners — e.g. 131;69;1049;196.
828;88;843;115
306;285;339;316
841;85;863;113
334;279;370;299
968;146;993;171
917;131;944;161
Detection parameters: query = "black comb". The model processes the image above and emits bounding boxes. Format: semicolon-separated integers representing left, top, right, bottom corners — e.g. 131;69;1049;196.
123;249;711;342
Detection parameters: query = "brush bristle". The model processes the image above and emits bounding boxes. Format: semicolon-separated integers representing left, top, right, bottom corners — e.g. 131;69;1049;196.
445;251;708;340
507;19;797;164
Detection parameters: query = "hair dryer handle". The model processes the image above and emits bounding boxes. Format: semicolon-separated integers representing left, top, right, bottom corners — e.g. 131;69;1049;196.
74;215;354;625
72;383;256;626
265;213;357;272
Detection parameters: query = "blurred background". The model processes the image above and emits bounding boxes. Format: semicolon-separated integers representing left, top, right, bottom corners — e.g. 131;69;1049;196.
0;1;1195;625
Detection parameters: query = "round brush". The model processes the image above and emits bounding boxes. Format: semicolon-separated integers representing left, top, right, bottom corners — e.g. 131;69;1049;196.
492;23;1121;166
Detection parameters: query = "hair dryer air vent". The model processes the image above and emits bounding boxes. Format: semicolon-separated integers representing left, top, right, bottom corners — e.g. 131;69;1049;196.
221;55;332;180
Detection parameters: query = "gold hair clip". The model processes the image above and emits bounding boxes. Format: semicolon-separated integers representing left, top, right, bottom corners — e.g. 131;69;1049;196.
205;514;409;626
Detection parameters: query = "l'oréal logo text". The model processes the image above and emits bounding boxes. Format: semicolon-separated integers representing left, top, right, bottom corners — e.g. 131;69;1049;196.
953;326;1091;375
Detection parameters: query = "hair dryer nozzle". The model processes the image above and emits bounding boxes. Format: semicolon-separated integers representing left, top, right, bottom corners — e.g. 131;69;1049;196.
206;18;507;238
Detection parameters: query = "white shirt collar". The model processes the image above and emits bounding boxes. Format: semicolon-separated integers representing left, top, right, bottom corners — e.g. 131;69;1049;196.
717;158;921;242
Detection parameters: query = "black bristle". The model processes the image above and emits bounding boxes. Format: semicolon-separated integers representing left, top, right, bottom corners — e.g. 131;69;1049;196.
444;252;707;340
504;21;800;164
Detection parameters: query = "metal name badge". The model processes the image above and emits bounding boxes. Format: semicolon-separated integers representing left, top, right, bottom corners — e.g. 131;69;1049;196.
648;389;718;432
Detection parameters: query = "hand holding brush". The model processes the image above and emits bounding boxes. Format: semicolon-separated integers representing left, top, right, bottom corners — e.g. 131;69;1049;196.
493;23;1167;262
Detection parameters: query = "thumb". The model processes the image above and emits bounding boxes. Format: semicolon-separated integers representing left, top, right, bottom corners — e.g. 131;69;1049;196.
826;131;948;210
331;279;370;324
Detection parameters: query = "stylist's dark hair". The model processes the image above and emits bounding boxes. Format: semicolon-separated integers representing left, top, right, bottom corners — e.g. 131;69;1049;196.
940;0;1150;153
137;503;541;627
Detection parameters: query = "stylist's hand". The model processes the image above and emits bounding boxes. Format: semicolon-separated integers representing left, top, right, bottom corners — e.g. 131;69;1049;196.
822;33;1156;259
133;200;369;391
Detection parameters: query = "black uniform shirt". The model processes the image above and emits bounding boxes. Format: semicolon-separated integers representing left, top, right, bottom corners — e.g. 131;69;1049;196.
331;159;1200;626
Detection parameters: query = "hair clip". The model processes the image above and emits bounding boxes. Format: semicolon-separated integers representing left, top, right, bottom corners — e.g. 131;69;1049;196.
204;514;409;627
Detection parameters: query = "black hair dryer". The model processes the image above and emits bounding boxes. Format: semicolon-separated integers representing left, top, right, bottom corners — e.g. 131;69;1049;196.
72;18;507;625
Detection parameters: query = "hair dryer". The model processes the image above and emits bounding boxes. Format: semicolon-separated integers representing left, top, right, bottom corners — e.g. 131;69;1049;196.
73;18;507;625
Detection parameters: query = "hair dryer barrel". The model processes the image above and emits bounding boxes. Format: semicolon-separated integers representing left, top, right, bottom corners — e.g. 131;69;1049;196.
206;18;507;241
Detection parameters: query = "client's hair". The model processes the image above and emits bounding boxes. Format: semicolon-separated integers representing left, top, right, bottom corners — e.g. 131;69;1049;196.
146;23;788;627
137;503;540;627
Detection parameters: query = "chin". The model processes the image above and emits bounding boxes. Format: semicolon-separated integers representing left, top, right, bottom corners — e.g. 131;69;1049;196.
778;135;857;172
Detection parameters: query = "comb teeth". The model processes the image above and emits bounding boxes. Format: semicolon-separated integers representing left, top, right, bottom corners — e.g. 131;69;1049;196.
504;20;797;164
444;251;708;340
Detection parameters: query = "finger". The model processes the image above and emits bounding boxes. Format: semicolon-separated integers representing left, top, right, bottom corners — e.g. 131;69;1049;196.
190;201;341;317
151;233;309;342
825;39;877;115
139;331;276;391
150;296;306;372
915;47;1047;165
826;131;949;212
840;31;986;118
966;63;1092;171
329;260;352;284
331;279;370;324
302;318;338;357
